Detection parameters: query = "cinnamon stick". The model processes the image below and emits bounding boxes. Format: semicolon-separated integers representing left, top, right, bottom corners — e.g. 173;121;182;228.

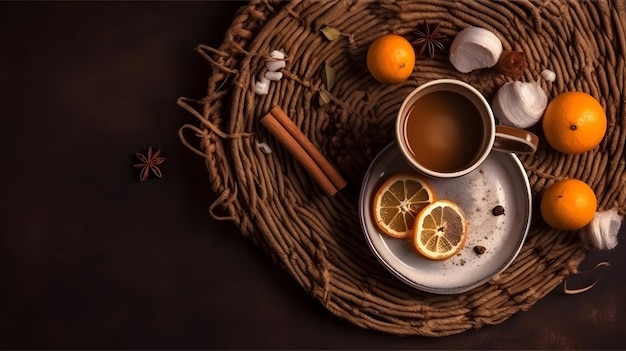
260;106;347;196
269;106;347;190
260;113;337;196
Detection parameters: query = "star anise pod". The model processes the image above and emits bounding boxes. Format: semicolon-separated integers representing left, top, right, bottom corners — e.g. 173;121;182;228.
411;21;447;58
133;146;165;181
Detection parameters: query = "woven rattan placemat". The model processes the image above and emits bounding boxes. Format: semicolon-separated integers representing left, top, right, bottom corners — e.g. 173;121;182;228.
179;0;626;336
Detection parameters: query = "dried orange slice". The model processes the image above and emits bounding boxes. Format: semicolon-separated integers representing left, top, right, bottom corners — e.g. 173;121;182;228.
372;173;435;238
412;200;468;260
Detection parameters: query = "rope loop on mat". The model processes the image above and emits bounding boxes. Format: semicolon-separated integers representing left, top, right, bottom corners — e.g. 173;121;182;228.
196;43;259;72
178;124;207;157
209;187;239;222
176;97;254;139
195;44;239;75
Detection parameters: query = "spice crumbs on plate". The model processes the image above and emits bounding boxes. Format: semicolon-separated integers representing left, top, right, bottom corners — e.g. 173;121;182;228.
473;246;487;255
492;205;505;216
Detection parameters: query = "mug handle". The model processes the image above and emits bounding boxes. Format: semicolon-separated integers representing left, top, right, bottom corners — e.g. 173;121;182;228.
493;125;539;154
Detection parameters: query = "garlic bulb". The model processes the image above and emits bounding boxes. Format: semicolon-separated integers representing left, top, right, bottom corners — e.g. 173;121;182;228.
255;49;287;94
492;81;548;128
256;142;272;154
269;50;285;60
264;71;283;81
541;69;556;82
266;60;286;72
449;26;503;73
581;208;622;250
254;76;270;95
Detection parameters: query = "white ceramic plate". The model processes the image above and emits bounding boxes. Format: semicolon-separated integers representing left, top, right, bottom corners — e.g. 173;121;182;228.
359;142;532;294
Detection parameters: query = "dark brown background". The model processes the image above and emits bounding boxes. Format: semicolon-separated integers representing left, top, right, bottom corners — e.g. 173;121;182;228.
1;2;625;349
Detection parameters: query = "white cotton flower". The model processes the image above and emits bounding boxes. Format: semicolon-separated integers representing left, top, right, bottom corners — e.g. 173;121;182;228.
449;26;503;73
582;208;623;250
492;81;548;128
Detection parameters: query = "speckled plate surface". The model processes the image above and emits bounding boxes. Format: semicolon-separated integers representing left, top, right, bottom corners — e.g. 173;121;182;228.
359;142;532;294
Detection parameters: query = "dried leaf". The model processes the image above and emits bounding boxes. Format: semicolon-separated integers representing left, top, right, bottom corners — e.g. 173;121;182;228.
319;90;331;106
321;26;341;41
321;62;336;91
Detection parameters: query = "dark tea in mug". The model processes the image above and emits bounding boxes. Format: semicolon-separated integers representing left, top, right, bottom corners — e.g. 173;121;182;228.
401;90;484;173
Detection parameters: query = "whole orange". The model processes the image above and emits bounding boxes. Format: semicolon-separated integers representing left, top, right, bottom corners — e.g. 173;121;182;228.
540;178;597;231
366;34;415;85
542;91;607;154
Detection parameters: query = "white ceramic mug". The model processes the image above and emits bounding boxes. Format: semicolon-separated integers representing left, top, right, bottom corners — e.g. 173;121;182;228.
396;79;538;178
